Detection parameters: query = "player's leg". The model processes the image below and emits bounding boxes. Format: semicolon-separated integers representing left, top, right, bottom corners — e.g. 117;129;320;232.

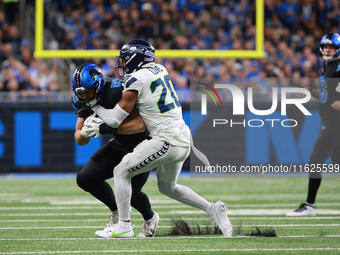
83;139;157;238
77;140;125;212
287;119;340;216
156;146;211;211
330;141;340;165
307;121;340;204
131;171;160;238
131;172;153;221
112;138;176;237
130;171;160;238
287;132;325;216
77;141;124;237
156;146;232;237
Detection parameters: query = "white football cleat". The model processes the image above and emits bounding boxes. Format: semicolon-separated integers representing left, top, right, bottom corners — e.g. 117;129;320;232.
95;225;117;238
111;221;134;238
286;203;316;216
137;211;159;238
95;211;119;238
210;201;233;237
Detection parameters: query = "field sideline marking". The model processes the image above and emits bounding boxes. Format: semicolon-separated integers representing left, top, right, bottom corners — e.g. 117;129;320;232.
1;224;339;230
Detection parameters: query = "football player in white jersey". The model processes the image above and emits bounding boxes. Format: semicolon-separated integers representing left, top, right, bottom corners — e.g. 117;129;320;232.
88;39;232;238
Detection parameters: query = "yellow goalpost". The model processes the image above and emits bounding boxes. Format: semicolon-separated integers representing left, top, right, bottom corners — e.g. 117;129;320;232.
34;0;264;59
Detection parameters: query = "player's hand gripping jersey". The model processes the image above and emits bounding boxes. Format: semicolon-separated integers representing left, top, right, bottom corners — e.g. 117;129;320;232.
123;63;191;147
73;77;149;149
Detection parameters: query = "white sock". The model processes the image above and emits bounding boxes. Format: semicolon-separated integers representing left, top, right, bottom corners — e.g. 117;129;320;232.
114;166;132;222
305;201;315;207
119;220;131;229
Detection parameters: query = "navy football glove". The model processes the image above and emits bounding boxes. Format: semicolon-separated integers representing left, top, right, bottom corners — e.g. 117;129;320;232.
71;94;94;118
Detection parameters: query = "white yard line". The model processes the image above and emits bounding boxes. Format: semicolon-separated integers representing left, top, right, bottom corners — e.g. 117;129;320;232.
1;202;340;210
1;235;340;241
1;209;340;217
169;209;340;215
0;247;340;254
1;194;339;203
1;224;339;230
1;216;340;222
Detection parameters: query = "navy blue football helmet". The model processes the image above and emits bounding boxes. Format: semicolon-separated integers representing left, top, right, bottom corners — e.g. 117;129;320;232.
115;39;155;78
320;33;340;62
72;63;105;103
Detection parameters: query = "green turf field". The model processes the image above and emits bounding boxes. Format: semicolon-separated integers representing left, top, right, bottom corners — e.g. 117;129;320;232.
0;175;339;254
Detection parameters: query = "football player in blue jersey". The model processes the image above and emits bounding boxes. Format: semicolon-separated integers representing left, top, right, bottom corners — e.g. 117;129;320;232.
71;63;159;237
287;33;340;216
85;40;233;238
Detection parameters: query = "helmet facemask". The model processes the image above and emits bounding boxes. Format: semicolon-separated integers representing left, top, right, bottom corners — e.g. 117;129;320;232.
320;44;339;62
115;56;127;79
319;33;340;62
75;86;97;102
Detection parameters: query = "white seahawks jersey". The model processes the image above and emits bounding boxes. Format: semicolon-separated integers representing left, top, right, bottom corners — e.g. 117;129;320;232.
123;63;190;147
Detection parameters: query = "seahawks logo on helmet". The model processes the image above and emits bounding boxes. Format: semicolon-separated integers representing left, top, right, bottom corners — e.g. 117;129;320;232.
115;39;155;78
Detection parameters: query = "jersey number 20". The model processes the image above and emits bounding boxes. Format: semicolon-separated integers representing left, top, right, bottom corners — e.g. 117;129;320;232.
150;75;181;113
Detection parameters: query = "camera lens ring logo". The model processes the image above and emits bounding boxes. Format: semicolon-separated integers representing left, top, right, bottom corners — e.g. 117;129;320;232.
199;82;222;115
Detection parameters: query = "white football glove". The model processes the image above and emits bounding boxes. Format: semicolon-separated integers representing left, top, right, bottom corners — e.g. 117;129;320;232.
80;115;104;139
86;116;104;139
80;124;91;138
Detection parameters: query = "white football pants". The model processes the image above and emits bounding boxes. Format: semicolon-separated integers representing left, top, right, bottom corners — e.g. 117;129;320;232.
113;138;212;221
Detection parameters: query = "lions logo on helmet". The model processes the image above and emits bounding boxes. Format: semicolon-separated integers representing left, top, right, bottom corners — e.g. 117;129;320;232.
319;33;340;62
71;63;106;104
115;39;155;78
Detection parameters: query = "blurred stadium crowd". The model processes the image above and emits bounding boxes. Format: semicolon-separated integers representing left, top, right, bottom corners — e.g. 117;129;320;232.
0;6;59;101
0;0;340;102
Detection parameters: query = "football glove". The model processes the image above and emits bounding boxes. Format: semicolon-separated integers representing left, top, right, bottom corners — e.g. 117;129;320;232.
80;116;95;138
80;125;91;138
81;115;104;139
72;94;94;118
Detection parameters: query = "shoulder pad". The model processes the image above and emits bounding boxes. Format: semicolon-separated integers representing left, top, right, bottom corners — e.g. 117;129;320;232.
123;75;138;89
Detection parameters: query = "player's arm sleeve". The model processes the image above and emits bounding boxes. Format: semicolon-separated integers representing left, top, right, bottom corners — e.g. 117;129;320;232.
93;104;130;129
116;108;145;134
